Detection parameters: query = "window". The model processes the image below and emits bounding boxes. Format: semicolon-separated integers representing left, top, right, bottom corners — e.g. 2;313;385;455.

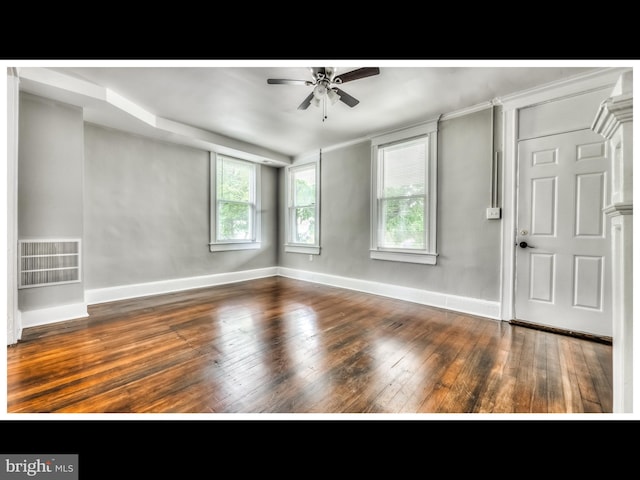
210;153;261;252
370;120;438;264
285;157;320;255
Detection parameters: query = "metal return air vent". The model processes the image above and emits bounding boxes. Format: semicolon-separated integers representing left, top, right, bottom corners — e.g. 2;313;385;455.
19;239;81;289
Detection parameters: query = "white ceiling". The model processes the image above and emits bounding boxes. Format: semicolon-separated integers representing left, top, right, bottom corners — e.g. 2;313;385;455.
46;63;603;159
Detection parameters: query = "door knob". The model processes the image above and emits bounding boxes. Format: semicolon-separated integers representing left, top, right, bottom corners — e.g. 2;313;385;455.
519;241;535;249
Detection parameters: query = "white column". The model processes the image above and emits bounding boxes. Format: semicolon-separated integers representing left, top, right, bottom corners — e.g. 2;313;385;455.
499;107;518;321
6;68;20;345
592;71;633;413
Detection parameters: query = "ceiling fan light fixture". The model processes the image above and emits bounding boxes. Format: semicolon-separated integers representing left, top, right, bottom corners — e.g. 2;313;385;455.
327;88;340;105
313;83;327;99
310;95;321;108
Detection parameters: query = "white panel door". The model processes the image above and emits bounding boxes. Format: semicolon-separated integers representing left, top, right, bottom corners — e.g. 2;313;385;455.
515;129;611;337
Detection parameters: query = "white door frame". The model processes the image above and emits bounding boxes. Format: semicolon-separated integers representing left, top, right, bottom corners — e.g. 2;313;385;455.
498;67;629;322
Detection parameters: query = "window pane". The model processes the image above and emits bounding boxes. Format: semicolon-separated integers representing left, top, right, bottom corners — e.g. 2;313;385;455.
294;206;315;244
217;157;252;202
217;201;252;240
382;139;426;197
380;197;425;249
293;166;316;206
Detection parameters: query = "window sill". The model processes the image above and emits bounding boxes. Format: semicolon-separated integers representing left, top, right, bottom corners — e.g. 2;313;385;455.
210;242;261;252
370;250;437;265
285;244;320;255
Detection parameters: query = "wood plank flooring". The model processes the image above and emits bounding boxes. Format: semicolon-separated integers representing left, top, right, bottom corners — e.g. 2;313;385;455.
6;276;613;414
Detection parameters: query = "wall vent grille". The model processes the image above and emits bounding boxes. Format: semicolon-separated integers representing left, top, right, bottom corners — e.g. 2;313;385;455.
19;239;81;289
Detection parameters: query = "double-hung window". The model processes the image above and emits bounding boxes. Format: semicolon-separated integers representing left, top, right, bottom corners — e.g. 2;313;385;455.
210;153;261;252
370;119;438;264
285;157;320;255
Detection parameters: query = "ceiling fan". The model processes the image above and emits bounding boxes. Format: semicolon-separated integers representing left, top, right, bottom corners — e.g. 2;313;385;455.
267;67;380;111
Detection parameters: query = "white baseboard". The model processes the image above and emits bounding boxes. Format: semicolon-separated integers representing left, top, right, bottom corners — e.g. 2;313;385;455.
20;266;500;332
85;267;279;305
7;313;17;345
17;311;23;342
19;302;89;329
277;267;501;320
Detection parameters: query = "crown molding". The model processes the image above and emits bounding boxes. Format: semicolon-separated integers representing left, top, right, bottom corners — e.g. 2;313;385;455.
499;67;630;110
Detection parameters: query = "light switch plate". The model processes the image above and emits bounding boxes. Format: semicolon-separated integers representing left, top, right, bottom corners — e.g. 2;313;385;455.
486;207;501;220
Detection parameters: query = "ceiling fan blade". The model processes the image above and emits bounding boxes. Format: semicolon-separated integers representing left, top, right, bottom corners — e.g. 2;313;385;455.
333;67;380;84
297;92;315;110
267;79;312;86
334;88;360;108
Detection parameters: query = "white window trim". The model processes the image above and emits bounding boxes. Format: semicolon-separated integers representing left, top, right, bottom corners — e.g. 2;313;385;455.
370;119;439;265
209;152;261;252
284;154;321;255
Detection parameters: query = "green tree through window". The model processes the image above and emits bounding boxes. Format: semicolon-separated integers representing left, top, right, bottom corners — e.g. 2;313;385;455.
290;163;317;245
216;156;255;241
378;138;427;249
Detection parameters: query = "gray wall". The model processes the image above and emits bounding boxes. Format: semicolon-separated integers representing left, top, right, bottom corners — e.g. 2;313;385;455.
279;108;502;302
83;123;278;290
18;93;502;310
18;93;85;310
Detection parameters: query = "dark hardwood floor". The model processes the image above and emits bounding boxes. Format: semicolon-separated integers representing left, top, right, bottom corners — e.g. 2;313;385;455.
7;276;613;414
